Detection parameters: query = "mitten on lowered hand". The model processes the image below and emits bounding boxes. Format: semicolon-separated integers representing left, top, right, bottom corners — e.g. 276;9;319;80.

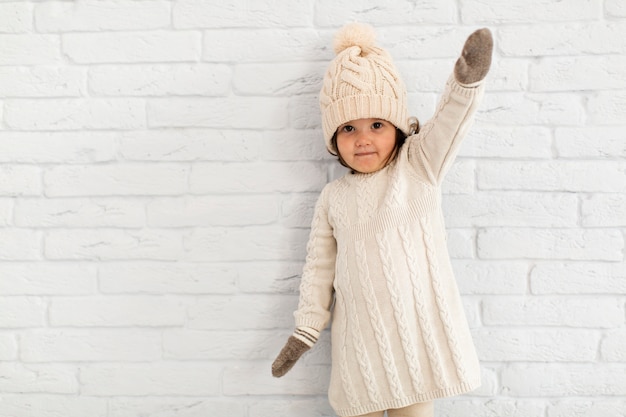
271;327;319;377
454;28;493;85
271;336;310;377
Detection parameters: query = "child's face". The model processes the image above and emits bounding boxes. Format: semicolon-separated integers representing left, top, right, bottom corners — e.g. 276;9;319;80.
336;118;397;174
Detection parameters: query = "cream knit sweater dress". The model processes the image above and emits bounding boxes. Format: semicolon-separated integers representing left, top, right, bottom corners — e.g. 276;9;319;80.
294;76;484;417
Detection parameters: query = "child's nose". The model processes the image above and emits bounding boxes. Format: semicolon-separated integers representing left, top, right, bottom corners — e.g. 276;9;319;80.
355;131;371;146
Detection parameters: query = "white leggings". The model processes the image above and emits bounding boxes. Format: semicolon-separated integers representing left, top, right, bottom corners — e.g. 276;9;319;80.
356;401;434;417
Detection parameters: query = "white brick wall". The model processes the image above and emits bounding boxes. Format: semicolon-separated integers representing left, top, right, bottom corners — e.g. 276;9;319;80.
0;1;624;416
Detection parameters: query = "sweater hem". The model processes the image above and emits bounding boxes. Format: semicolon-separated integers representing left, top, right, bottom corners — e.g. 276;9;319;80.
333;379;481;417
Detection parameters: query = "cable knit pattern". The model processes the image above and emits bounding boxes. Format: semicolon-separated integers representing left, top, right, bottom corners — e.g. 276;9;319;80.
377;230;425;393
337;244;374;407
294;77;484;416
420;217;467;382
356;175;377;220
319;23;410;149
355;238;405;400
398;224;446;389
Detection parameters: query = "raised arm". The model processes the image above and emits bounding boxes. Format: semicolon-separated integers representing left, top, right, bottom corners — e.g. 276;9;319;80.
408;29;493;185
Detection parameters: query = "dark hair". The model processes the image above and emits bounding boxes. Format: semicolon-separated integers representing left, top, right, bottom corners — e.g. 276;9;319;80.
329;127;409;172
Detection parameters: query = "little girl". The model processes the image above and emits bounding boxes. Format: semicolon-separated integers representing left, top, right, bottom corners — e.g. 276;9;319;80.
272;23;493;417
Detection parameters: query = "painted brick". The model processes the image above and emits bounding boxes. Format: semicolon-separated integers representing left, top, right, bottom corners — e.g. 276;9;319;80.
383;27;473;60
234;62;324;96
186;295;298;330
441;159;475;194
182;226;308;262
555;127;626;158
147;195;279;227
5;98;146;130
459;126;553;159
235;261;305;294
501;364;626;396
0;363;78;394
223;364;330;395
498;22;626;56
0;67;84;97
483;57;529;92
258;129;329;161
90;64;231;96
174;0;314;28
581;194;626;227
478;93;585;126
451;260;528;295
119;129;261;162
397;59;453;93
0;263;96;295
0;35;61;65
15;197;145;228
289;94;323;129
547;400;626;417
530;262;626;295
0;2;32;33
473;329;599;362
588;90;626;125
21;329;162;362
530;55;626;92
44;229;185;261
600;330;626;362
49;296;187;327
44;164;189;197
0;333;18;360
63;31;201;64
109;398;244;417
315;0;456;26
438;399;545;417
163;329;290;360
482;296;624;328
0;229;42;260
35;0;170;32
281;193;318;228
80;363;221;396
461;0;602;23
443;192;578;228
446;228;475;259
147;97;289;129
202;29;327;63
99;262;237;294
477;161;626;192
0;132;115;163
0;395;106;417
478;228;624;261
189;162;327;193
0;165;42;196
0;198;10;226
249;399;334;417
606;0;626;17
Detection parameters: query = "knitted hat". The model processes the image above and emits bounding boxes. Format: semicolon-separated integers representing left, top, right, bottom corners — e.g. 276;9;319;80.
319;23;410;152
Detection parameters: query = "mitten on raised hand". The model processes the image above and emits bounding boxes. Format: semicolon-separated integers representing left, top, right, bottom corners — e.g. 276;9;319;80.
271;327;319;377
454;28;493;85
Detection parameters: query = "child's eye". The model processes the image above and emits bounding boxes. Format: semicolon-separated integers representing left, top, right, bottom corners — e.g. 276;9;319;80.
341;125;354;133
372;122;383;129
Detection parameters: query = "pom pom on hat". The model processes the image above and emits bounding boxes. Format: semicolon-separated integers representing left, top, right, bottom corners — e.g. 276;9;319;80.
333;22;377;54
319;23;410;152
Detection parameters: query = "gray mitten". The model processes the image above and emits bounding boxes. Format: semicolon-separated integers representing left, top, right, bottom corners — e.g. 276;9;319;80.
271;336;310;377
454;28;493;85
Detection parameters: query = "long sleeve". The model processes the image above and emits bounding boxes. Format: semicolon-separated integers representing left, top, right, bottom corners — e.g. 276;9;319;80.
407;75;485;185
293;185;336;333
